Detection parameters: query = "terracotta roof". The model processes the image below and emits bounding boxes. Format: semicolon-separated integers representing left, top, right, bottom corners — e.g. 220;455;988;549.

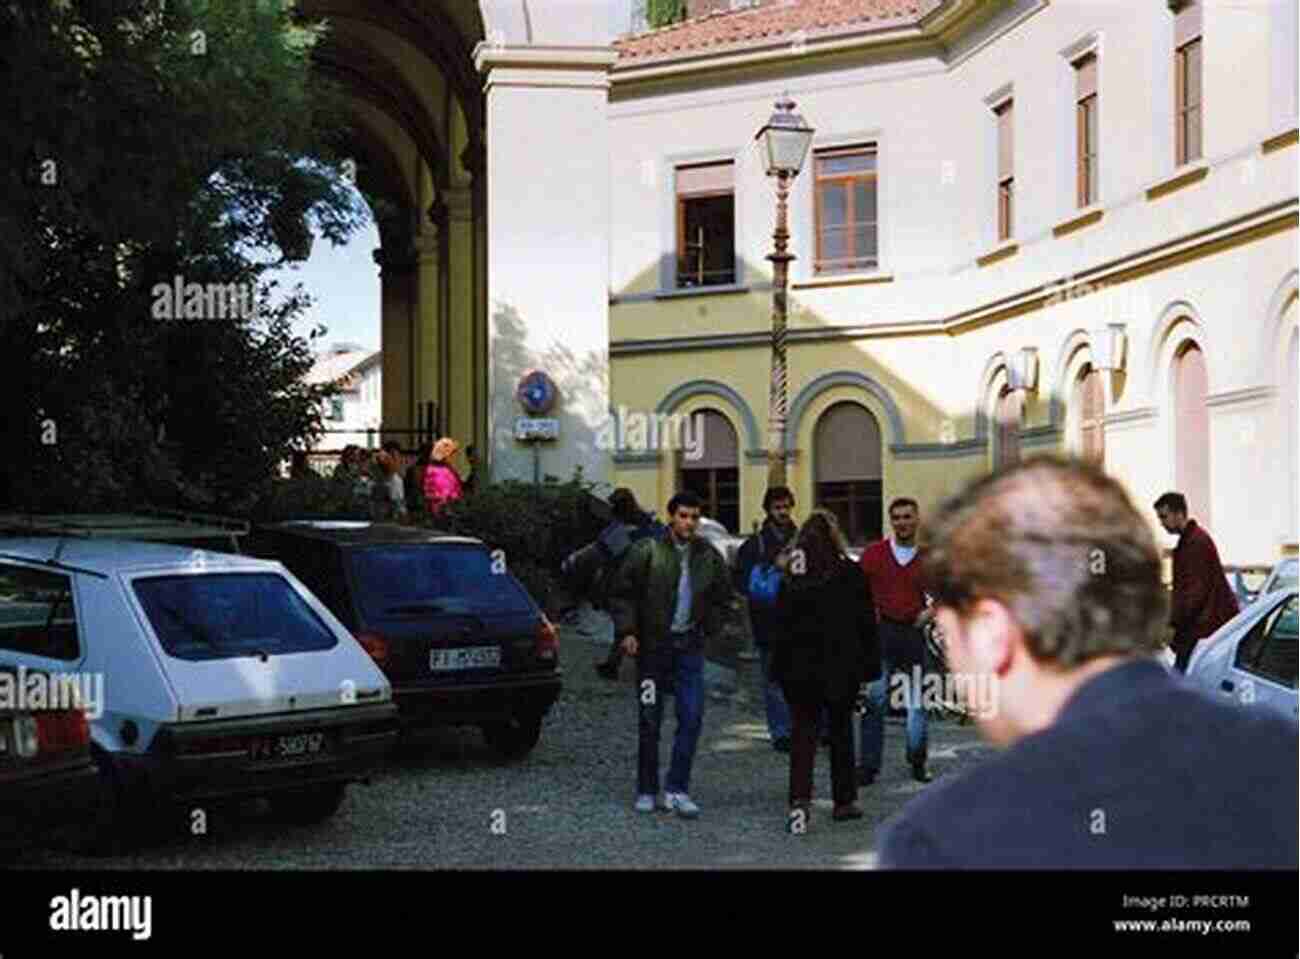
615;0;947;65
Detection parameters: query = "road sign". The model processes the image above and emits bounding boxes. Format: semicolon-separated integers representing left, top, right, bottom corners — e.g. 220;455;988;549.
515;417;559;441
516;370;559;415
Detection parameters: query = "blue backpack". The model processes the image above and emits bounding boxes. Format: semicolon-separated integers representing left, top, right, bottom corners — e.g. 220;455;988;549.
747;562;783;607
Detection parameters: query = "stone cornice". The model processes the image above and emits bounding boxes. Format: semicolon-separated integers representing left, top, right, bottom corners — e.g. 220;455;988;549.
475;44;619;92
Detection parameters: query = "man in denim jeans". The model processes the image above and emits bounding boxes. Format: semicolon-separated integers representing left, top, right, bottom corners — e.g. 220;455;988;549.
607;491;733;818
734;486;797;752
858;498;933;784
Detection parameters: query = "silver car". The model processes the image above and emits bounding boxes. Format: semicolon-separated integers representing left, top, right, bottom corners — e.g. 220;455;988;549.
1186;587;1298;723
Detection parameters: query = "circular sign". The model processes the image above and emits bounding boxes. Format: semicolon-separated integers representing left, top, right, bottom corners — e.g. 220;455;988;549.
516;370;559;415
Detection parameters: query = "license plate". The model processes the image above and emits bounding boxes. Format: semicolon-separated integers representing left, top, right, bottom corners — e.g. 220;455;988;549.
430;645;500;671
249;731;329;761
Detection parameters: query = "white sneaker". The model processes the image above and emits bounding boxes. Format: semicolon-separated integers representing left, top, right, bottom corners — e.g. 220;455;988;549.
634;794;655;813
664;792;700;818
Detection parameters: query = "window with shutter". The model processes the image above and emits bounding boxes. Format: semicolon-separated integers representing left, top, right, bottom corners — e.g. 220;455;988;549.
995;100;1014;240
813;402;882;545
677;409;739;532
675;162;735;288
1074;53;1098;207
1174;1;1203;166
1173;342;1211;527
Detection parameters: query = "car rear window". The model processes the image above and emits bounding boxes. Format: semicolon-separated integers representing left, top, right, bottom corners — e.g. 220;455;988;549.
133;573;338;661
347;545;536;620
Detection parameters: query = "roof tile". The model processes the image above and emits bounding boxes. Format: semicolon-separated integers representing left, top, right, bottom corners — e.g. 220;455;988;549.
615;0;946;64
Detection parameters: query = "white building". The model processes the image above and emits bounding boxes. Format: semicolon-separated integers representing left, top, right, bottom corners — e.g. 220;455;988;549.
304;343;383;456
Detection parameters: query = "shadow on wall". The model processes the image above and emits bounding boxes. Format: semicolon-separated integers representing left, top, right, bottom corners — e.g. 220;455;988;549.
490;301;611;488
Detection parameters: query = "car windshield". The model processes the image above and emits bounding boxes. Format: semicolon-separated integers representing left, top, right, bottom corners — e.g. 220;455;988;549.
133;573;338;660
348;544;535;619
1268;559;1299;593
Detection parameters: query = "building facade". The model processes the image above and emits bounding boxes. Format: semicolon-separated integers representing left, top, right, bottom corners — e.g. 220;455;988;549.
305;0;1297;566
599;0;1298;565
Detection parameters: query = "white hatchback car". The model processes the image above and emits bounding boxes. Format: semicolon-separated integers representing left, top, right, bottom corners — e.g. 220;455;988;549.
1186;587;1298;724
0;538;398;851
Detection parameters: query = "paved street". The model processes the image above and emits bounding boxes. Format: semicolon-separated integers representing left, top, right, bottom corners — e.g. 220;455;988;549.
15;627;990;870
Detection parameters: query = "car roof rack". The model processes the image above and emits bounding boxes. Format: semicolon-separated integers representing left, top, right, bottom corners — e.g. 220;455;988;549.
0;509;250;543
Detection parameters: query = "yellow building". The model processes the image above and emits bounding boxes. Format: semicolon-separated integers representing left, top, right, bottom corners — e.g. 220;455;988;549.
305;0;1297;565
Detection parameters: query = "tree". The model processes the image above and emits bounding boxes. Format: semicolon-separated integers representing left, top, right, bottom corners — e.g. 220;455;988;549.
0;0;371;513
645;0;687;29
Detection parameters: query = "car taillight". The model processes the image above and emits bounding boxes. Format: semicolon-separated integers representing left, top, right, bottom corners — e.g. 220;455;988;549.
356;631;389;664
535;616;559;661
35;709;90;754
13;715;39;758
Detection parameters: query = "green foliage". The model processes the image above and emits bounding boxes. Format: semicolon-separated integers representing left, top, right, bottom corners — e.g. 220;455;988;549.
431;472;609;611
0;0;365;512
645;0;687;29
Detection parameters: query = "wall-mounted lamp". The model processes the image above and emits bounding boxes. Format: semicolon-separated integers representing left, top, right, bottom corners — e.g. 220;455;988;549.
1090;323;1128;371
1007;347;1039;392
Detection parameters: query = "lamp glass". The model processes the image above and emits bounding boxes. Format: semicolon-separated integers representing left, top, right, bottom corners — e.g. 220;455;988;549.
761;124;814;176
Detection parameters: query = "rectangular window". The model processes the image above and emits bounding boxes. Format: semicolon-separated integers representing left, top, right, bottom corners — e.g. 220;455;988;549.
1075;53;1098;207
133;573;339;661
995;100;1014;240
0;564;80;661
1174;1;1203;165
675;162;735;288
813;146;878;274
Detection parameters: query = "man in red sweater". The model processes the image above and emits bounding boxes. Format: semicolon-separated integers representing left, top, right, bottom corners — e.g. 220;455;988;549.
858;497;933;784
1153;492;1240;672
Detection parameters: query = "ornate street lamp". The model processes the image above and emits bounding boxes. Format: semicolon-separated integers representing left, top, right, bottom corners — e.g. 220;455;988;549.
755;95;814;487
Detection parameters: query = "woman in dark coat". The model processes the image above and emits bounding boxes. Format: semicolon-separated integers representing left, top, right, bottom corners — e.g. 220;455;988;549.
772;509;881;827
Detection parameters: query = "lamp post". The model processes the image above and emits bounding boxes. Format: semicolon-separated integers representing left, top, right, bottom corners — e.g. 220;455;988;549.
755;95;814;488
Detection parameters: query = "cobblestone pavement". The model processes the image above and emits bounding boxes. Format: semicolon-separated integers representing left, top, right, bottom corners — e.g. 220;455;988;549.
12;625;992;870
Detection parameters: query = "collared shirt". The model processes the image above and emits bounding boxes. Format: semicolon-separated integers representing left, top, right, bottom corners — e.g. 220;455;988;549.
670;539;692;633
890;538;917;566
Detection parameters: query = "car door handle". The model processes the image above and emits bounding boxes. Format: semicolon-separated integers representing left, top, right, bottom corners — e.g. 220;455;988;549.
1220;679;1234;692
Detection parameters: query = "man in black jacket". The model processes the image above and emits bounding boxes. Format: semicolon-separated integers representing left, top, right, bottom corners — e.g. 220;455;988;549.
734;487;797;751
877;456;1298;869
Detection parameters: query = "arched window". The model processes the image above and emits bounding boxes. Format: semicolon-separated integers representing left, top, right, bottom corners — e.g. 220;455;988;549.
994;385;1023;470
1074;363;1105;466
1286;328;1298;541
1173;341;1211;525
813;402;882;545
677;408;739;533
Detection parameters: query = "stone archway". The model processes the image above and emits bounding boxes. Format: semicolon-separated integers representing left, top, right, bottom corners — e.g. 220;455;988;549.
299;0;489;463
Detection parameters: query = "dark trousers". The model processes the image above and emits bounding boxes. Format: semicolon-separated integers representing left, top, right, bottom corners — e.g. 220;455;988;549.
1173;638;1199;673
637;646;705;796
787;695;857;807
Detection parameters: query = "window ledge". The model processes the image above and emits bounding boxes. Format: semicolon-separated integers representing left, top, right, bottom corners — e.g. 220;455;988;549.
1262;123;1299;154
654;283;752;300
976;239;1019;267
791;271;894;290
1145;160;1209;201
1052;204;1104;238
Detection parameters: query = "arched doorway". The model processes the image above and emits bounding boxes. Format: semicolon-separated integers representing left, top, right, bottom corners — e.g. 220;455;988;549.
677;409;739;533
813;401;882;546
994;385;1023;470
1286;328;1298;540
1173;341;1211;525
1074;363;1105;467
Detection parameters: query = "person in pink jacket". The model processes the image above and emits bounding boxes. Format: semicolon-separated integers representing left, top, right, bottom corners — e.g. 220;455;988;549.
423;437;465;516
